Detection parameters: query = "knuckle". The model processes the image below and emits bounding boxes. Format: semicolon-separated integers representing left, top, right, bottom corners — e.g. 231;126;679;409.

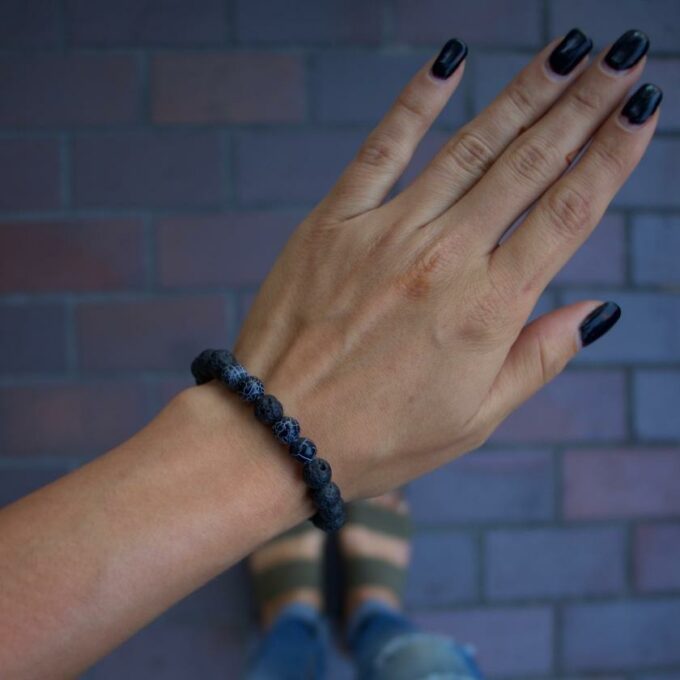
459;283;513;344
394;241;450;301
568;85;603;116
505;136;557;186
589;139;627;178
356;132;403;170
395;88;430;125
544;184;592;239
443;129;495;179
506;75;536;119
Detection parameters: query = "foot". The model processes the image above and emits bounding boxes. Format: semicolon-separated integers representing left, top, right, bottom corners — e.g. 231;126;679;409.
338;491;412;620
249;522;325;629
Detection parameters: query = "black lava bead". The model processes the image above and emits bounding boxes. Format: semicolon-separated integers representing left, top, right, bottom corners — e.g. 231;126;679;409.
239;375;265;402
302;458;332;490
312;482;341;510
222;362;248;390
208;349;235;377
312;501;346;532
272;416;300;445
290;437;317;463
254;394;284;425
191;349;216;385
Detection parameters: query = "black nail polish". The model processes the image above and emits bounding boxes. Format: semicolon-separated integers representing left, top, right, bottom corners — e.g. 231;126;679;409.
579;302;621;348
548;28;593;75
431;38;468;79
622;83;663;124
604;29;650;70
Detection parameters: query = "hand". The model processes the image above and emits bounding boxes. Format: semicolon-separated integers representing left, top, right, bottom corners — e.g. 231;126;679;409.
232;31;659;500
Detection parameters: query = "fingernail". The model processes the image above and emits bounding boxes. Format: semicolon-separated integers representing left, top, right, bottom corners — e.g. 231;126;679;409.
579;302;621;348
621;83;663;125
431;38;468;80
548;28;593;75
604;29;650;70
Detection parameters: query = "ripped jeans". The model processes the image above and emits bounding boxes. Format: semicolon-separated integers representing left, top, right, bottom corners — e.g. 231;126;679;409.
243;600;485;680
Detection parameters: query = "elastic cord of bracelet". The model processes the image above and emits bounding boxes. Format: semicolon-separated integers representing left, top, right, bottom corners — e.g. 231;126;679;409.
190;348;346;533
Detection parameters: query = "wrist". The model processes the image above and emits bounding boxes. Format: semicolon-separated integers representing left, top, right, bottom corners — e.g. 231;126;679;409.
172;381;313;546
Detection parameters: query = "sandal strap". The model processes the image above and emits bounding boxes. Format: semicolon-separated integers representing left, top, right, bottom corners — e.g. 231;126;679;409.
253;559;322;603
345;500;413;539
344;556;408;595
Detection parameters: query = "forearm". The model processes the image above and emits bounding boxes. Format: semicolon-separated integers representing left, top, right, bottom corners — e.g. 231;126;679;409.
0;382;311;679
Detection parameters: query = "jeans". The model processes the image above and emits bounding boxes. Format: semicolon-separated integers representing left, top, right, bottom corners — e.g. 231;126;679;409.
243;600;485;680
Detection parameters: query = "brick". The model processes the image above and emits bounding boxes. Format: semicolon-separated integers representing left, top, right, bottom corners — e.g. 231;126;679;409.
0;0;59;47
235;130;365;205
0;55;139;127
77;296;228;372
563;599;680;671
550;0;680;52
485;527;626;600
635;523;680;592
72;132;223;208
641;675;680;680
614;137;680;208
632;214;680;285
564;449;680;520
408;449;554;524
492;369;626;443
635;370;680;441
414;607;553;677
563;291;680;364
0;466;69;507
406;530;477;608
0;303;67;374
152;53;305;124
472;53;532;114
157;212;300;288
312;52;466;126
0;137;60;211
394;0;542;47
67;0;227;46
235;0;381;45
0;218;146;292
555;213;625;284
0;382;148;457
86;619;247;679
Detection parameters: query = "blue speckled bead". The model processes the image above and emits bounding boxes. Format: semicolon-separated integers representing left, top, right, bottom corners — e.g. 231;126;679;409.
311;500;345;532
312;481;341;510
239;375;264;402
272;416;300;445
302;458;332;490
289;437;317;463
254;394;284;425
222;362;248;390
191;349;216;385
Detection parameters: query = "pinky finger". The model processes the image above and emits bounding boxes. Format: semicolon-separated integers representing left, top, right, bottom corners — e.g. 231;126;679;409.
319;39;468;221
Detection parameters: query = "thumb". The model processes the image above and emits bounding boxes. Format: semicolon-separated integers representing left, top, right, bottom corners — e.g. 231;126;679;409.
480;300;621;426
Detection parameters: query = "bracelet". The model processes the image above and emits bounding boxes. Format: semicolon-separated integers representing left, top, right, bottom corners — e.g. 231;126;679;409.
190;349;346;533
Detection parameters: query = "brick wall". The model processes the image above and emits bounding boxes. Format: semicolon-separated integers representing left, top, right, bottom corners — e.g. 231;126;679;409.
0;1;678;678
